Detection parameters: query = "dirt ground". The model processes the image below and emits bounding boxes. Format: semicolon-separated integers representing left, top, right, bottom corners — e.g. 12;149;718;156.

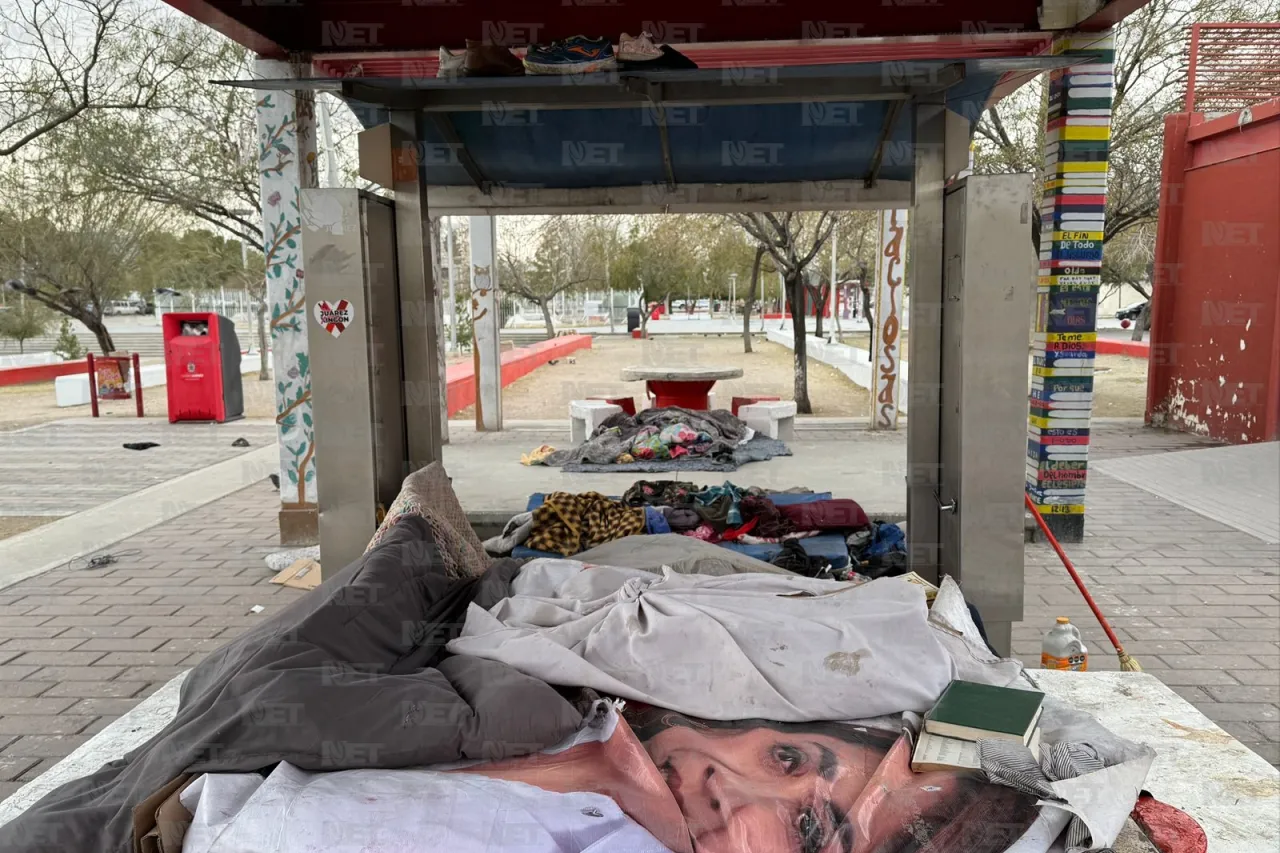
0;516;57;541
1089;354;1148;418
468;335;873;419
0;345;1146;427
464;335;1151;421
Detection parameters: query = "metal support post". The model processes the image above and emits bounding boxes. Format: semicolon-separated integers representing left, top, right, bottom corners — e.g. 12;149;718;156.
389;110;445;470
87;353;99;419
446;216;457;349
469;215;502;430
906;97;946;583
133;353;143;418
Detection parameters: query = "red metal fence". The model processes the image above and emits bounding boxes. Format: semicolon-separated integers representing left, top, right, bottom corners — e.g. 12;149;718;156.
1185;23;1280;114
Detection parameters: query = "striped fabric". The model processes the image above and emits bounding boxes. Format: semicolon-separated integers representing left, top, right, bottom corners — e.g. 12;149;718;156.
978;739;1112;853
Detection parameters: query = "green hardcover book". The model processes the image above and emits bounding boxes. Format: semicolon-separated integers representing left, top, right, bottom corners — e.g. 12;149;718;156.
924;680;1045;745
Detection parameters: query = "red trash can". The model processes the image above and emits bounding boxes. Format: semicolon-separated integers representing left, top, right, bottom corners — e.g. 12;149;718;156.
162;313;244;423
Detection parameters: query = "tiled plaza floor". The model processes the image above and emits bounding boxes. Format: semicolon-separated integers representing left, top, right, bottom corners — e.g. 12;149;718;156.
0;422;1276;804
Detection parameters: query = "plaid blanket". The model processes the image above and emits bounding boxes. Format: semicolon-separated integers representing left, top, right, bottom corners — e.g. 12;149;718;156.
525;491;646;557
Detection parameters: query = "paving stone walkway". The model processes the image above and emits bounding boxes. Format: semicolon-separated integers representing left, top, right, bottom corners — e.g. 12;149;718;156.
0;481;301;801
0;422;1276;804
0;420;277;516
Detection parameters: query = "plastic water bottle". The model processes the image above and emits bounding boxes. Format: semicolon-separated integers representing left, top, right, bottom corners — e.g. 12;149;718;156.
1042;617;1089;671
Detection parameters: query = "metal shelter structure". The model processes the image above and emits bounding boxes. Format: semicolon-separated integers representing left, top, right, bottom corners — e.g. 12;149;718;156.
163;0;1142;653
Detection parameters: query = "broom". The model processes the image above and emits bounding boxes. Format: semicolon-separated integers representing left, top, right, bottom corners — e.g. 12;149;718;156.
1024;494;1143;672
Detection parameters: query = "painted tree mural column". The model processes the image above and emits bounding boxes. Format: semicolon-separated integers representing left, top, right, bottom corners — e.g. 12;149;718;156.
255;58;320;543
1027;32;1114;543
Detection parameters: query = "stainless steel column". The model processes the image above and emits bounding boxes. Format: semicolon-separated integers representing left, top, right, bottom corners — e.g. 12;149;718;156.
936;174;1037;655
301;189;379;574
389;110;444;470
361;195;407;510
906;97;946;583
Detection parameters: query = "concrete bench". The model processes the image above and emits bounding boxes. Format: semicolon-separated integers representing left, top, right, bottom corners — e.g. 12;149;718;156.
739;400;797;441
569;399;622;445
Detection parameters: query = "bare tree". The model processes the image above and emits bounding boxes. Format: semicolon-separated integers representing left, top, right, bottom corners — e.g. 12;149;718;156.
53;26;261;247
0;185;157;354
499;218;605;339
0;0;195;157
973;0;1269;251
729;212;836;414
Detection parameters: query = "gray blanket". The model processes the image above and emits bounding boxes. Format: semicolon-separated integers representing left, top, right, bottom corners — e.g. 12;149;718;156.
562;435;791;472
0;516;584;853
575;534;790;576
546;407;760;468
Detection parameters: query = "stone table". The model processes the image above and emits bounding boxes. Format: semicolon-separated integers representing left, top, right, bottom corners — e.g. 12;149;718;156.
620;365;744;410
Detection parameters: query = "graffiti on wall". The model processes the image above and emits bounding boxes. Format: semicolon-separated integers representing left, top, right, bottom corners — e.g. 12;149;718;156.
871;209;907;430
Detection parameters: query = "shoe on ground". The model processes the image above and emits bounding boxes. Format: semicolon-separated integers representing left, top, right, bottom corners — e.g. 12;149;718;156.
618;32;662;62
523;35;617;75
464;40;525;77
619;43;698;72
437;46;465;78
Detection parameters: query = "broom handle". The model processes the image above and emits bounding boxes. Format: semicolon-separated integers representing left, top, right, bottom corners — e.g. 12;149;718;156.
1024;493;1127;654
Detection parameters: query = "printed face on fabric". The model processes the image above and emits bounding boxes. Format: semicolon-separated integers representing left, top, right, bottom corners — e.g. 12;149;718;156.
627;709;1041;853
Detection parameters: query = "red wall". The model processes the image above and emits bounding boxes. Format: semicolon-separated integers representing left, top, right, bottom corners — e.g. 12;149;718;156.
445;334;592;416
1147;100;1280;443
0;360;87;387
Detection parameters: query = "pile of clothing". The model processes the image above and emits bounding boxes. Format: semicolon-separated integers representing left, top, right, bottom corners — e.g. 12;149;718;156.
0;463;1156;853
485;479;895;580
542;407;791;473
437;32;696;78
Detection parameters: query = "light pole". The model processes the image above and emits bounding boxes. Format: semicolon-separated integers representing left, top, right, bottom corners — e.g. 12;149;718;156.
446;217;457;349
729;273;737;318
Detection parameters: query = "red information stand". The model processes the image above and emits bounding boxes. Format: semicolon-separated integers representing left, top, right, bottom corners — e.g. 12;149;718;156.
86;353;144;418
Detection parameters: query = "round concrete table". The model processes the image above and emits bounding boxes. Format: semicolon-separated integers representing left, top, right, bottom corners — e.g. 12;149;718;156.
621;365;744;410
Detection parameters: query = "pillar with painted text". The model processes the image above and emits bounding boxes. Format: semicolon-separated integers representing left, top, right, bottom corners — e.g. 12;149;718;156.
870;209;908;430
1027;32;1114;542
469;215;502;430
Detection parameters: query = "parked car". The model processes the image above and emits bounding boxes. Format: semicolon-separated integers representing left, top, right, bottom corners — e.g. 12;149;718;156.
1114;300;1148;321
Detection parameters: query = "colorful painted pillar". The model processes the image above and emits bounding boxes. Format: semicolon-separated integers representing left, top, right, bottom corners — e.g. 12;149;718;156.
255;59;320;544
1027;32;1114;542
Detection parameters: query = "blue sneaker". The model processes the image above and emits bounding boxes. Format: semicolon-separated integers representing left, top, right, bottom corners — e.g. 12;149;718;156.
523;36;617;75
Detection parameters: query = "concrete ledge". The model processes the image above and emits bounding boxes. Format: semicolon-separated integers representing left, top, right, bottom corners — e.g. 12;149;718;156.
0;672;188;828
0;446;278;590
0;352;62;368
0;358;83;387
766;329;910;413
445;335;593;416
1028;670;1279;853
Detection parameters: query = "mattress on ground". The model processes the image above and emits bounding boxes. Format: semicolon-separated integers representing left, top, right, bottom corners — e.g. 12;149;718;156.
511;491;848;568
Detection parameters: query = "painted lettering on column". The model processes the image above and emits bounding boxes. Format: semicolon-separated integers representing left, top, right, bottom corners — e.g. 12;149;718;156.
871;209;907;429
1026;32;1114;540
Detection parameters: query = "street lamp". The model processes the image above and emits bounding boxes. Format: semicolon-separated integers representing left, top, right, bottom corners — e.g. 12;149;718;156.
729;273;738;318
